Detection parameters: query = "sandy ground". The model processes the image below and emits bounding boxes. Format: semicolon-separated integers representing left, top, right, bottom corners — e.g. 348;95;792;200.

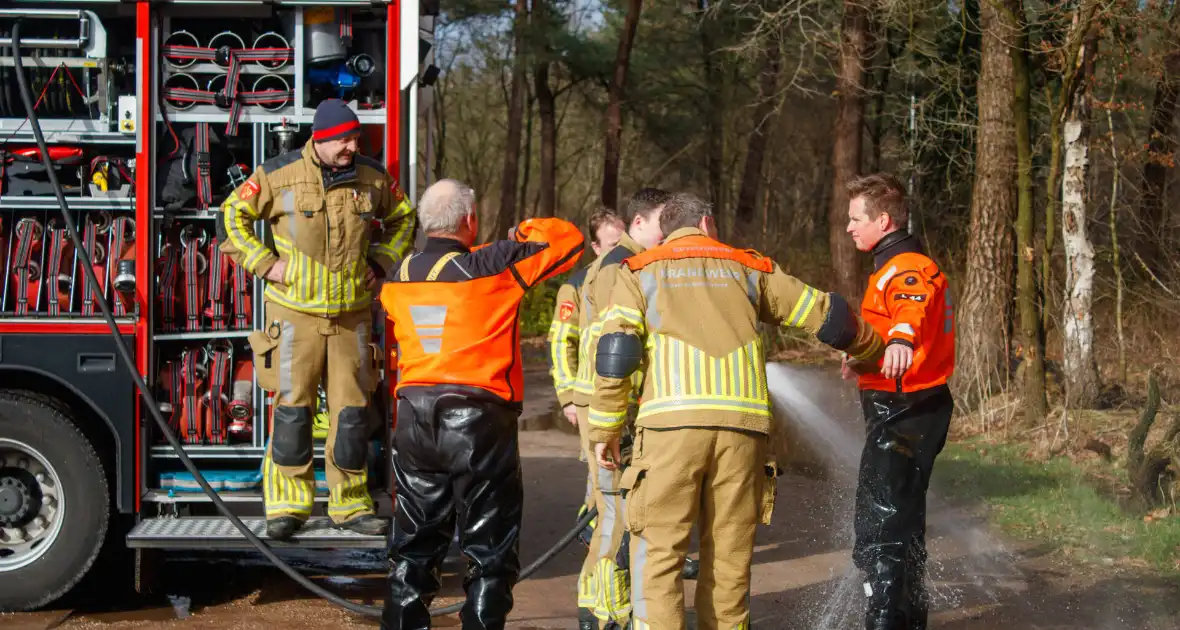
3;364;1179;629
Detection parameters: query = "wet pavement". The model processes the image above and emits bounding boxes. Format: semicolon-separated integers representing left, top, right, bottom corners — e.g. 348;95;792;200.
3;364;1179;629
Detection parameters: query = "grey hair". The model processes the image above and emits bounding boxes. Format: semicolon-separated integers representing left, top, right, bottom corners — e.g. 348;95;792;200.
418;178;476;234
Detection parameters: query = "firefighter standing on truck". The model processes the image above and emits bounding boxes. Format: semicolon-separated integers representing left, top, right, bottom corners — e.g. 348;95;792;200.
378;178;584;630
588;192;886;630
842;173;955;630
219;99;417;540
571;188;671;630
548;209;625;547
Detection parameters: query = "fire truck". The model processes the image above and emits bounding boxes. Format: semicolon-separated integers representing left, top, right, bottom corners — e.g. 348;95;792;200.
0;0;437;612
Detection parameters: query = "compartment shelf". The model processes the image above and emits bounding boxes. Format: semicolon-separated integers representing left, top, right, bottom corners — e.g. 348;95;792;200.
165;63;296;76
0;316;136;326
154;211;220;220
0;118;130;145
150;445;328;459
154;330;253;341
142;489;330;504
158;107;386;126
0;196;136;211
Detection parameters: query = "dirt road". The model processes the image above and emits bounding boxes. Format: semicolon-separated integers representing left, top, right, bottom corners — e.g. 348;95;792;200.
3;365;1178;629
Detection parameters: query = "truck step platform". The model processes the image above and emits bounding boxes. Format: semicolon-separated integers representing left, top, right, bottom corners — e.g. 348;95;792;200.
126;517;389;550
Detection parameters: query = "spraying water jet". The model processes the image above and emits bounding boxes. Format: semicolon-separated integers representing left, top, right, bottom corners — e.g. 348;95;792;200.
763;362;1028;629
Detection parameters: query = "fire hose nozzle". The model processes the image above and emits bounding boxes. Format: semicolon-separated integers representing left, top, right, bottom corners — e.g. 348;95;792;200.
114;259;136;293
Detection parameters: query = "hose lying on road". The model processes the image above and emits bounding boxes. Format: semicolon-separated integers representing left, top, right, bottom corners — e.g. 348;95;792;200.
11;18;595;620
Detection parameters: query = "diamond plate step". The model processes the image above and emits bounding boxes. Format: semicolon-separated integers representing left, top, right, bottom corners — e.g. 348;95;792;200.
126;517;389;550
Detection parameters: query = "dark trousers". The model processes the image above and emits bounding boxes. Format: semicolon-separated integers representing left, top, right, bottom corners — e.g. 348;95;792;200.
852;384;953;630
382;388;524;630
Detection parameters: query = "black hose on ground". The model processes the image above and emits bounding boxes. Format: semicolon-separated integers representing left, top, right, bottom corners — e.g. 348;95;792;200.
10;18;595;621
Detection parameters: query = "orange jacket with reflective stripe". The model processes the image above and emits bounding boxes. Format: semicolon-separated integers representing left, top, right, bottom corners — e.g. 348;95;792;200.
379;218;585;404
857;231;955;393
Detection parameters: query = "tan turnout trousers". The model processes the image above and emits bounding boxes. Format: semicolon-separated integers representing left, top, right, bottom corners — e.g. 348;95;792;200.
577;405;633;622
621;426;774;630
249;299;379;524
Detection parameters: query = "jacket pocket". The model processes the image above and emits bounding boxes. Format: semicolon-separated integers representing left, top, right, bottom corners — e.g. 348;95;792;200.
619;463;649;534
248;330;282;393
759;461;779;526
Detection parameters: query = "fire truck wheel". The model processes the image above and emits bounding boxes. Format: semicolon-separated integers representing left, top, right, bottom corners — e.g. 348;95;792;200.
0;390;110;613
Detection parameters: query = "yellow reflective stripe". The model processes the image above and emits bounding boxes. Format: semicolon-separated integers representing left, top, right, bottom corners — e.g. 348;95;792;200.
548;321;579;391
579;558;631;621
328;474;374;517
376;199;416;260
637;396;772;418
852;332;884;361
588;406;627;428
263;285;374;315
427;252;460;281
787;285;819;327
223;194;270;274
399;256;413;281
573;320;605;394
640;333;772;418
263;237;375;314
263;456;314;518
598;305;645;330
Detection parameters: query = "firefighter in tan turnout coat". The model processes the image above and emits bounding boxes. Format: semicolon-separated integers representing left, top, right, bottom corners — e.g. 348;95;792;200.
570;190;668;629
547;209;625;548
219;99;417;540
588;192;886;629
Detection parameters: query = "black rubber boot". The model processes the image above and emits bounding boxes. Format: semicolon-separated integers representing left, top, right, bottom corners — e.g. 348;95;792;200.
336;514;390;536
681;557;700;580
266;516;303;541
578;607;600;630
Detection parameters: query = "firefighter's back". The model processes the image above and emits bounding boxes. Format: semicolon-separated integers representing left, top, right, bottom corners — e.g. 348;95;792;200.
619;230;777;432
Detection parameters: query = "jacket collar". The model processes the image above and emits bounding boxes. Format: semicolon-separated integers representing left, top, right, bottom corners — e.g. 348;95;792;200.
872;230;924;271
424;236;470;254
618;230;646;254
663;227;706;243
303;140;358;190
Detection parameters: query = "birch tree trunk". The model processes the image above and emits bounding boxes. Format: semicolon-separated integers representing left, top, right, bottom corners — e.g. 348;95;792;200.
1062;34;1100;409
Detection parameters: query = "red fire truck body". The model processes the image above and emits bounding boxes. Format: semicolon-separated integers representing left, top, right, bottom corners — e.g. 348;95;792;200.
0;0;432;611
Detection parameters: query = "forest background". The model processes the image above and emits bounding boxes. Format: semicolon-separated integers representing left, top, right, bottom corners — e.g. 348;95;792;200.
418;0;1180;571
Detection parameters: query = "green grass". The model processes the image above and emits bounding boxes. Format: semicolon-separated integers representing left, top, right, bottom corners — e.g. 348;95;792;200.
934;440;1180;572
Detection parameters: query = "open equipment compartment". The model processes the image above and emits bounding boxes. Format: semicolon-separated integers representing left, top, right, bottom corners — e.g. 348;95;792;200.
142;2;400;514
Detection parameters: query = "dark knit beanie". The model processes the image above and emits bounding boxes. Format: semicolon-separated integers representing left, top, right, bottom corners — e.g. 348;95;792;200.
312;99;361;142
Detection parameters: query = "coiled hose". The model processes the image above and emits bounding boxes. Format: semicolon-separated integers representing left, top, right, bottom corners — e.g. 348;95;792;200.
10;19;595;620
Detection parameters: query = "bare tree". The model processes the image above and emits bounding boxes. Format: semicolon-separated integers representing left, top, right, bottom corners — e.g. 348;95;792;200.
495;0;531;239
735;40;781;238
826;0;872;299
601;0;645;210
1061;19;1102;408
955;0;1018;406
1139;4;1180;265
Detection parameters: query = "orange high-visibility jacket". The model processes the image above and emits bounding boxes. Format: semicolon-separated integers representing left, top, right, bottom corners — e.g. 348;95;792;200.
379;218;585;404
857;231;955;393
